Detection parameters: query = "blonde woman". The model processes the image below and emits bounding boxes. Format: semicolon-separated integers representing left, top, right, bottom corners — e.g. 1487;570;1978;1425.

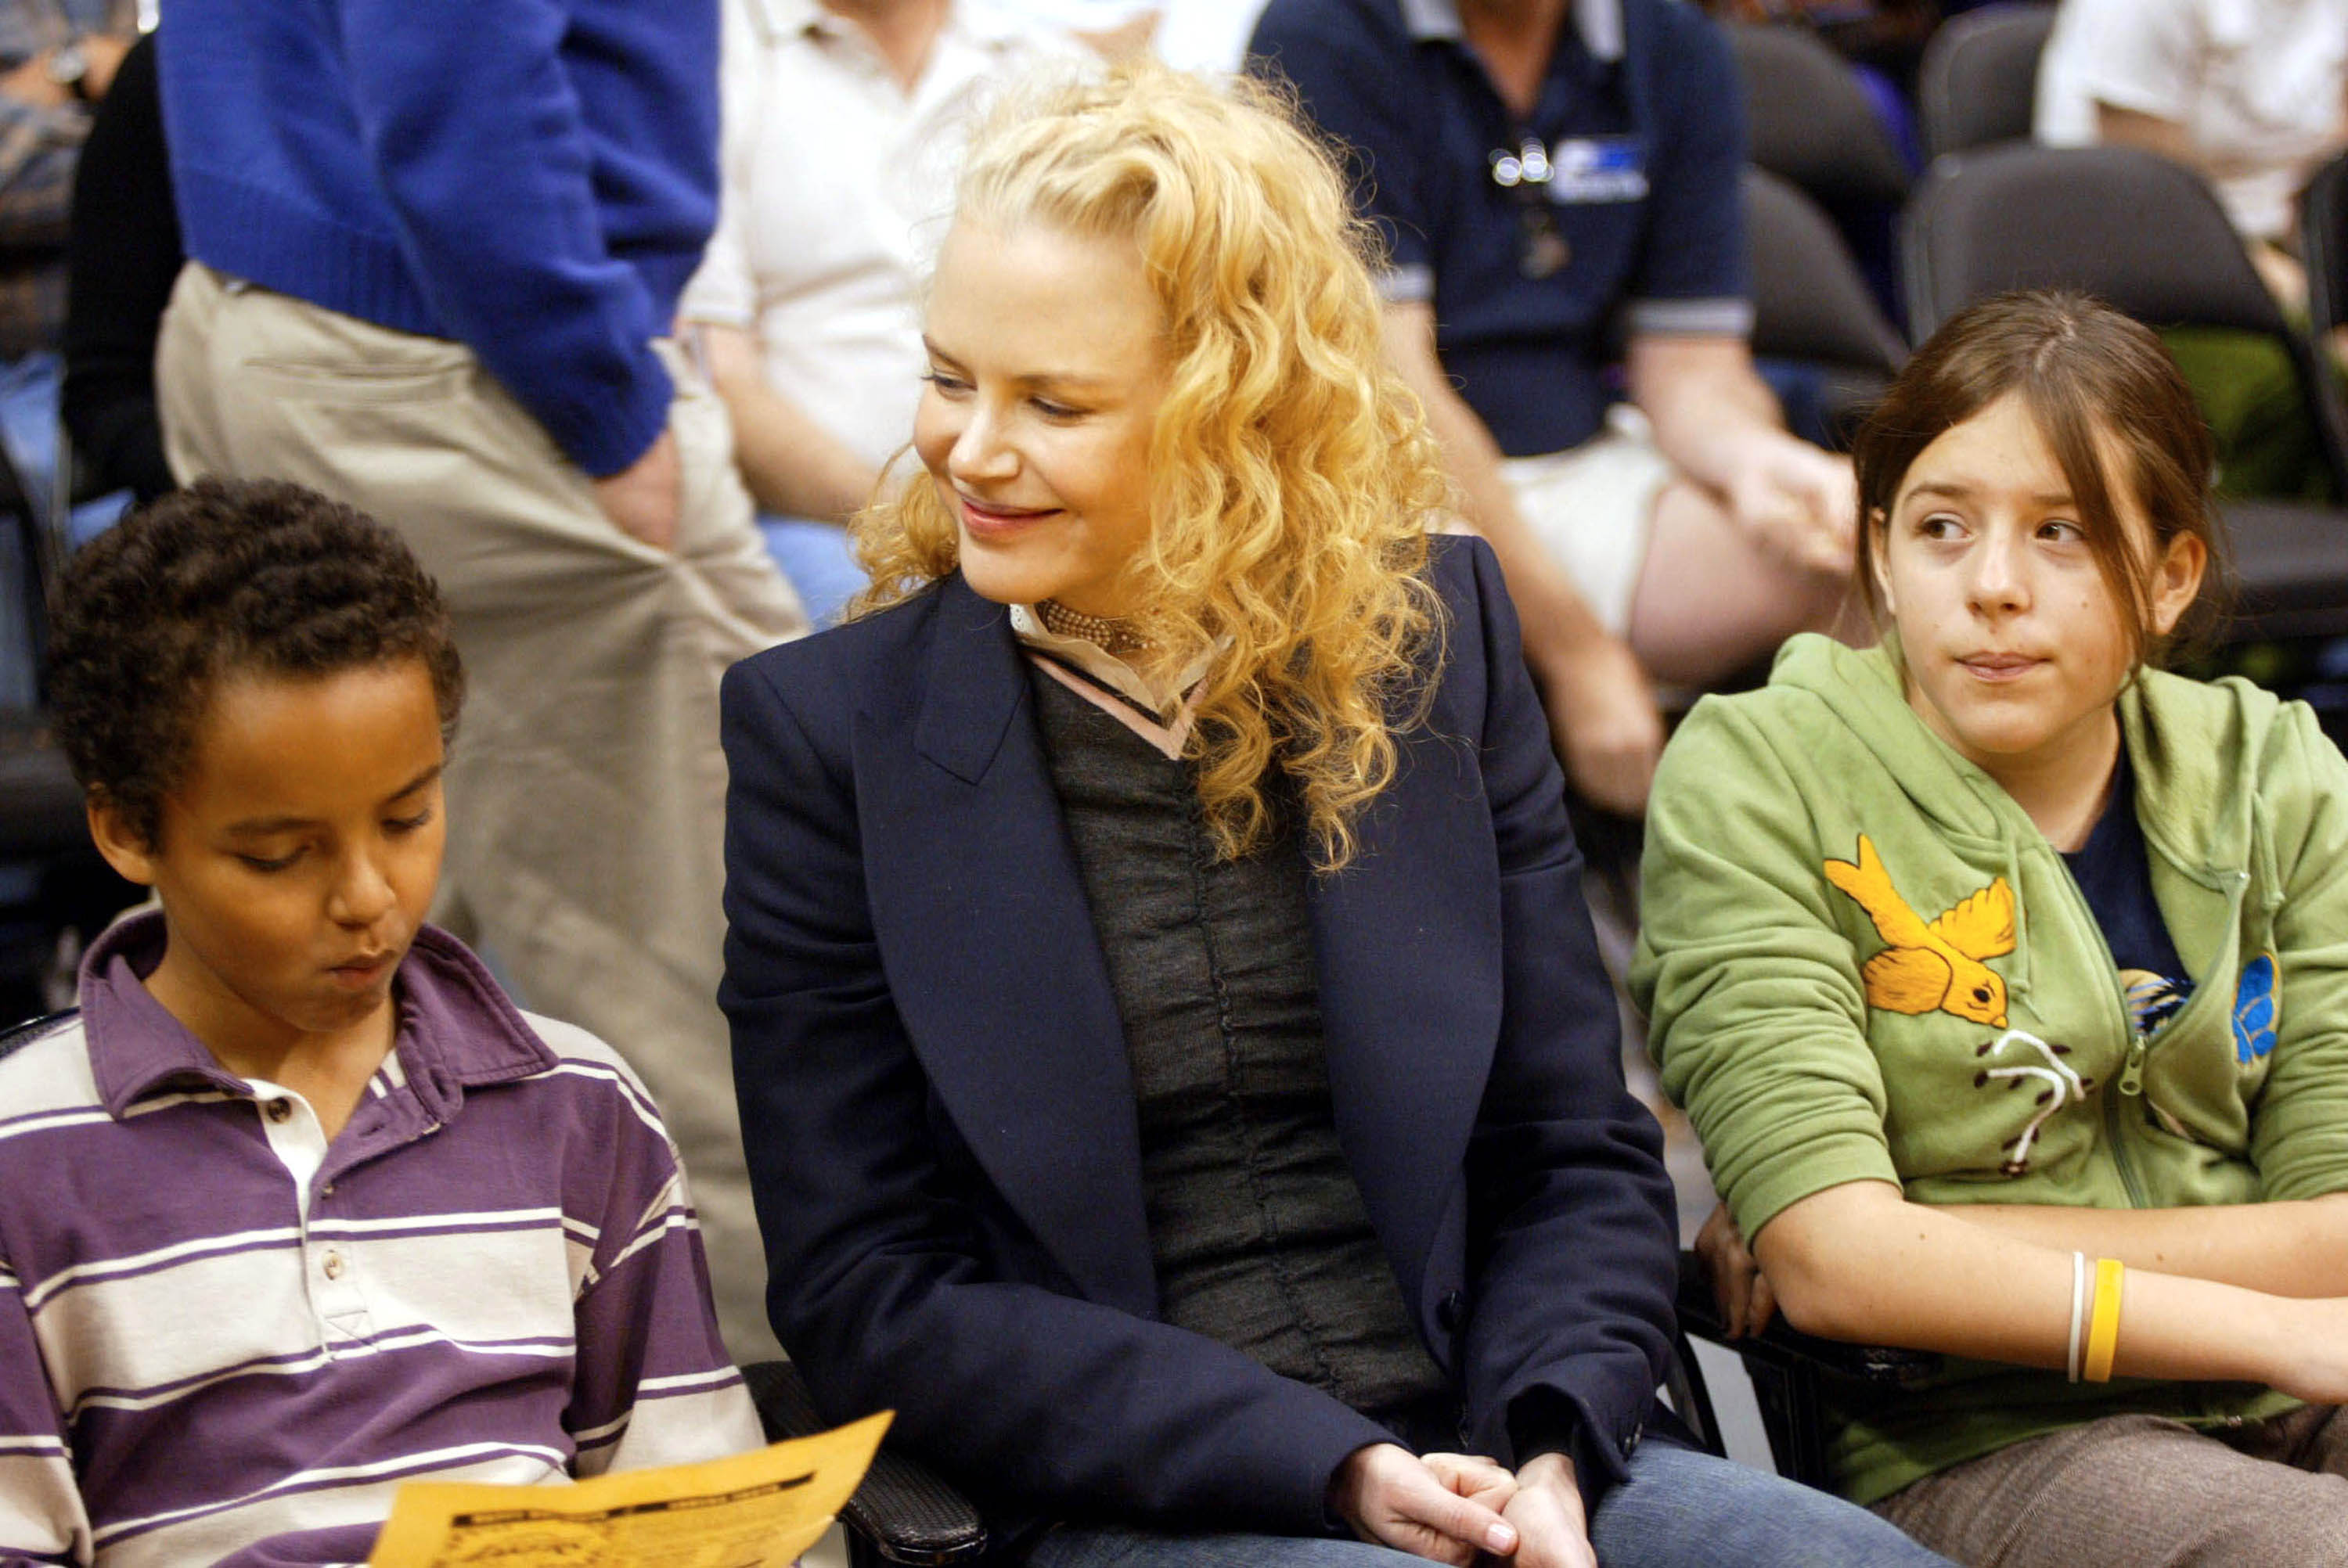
717;63;1946;1568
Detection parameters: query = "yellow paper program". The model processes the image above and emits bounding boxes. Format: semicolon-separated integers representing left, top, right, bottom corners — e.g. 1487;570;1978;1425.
367;1410;891;1568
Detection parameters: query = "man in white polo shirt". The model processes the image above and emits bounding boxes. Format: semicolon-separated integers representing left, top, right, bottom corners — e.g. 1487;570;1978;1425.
682;0;1076;626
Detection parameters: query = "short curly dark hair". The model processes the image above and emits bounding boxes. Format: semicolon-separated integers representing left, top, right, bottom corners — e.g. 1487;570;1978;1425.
46;477;464;848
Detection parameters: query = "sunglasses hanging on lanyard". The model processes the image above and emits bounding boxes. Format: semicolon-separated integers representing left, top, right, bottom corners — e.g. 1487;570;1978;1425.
1490;135;1569;280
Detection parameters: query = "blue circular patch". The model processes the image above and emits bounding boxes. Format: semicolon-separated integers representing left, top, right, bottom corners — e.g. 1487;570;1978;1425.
2235;953;2279;1065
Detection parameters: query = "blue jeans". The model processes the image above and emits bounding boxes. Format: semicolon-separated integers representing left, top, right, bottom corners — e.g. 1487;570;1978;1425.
0;350;132;709
1025;1442;1954;1568
758;513;866;630
0;351;59;712
0;350;132;550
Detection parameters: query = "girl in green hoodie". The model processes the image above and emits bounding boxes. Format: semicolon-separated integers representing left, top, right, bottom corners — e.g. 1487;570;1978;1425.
1633;290;2348;1566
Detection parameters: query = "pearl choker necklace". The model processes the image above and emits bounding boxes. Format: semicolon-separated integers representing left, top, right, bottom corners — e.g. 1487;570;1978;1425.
1037;599;1148;654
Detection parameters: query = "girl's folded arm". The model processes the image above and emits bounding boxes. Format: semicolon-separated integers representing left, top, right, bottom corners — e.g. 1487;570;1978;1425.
1753;1178;2348;1401
1913;1192;2348;1298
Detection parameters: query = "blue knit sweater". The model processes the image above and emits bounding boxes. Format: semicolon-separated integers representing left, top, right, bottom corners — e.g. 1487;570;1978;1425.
157;0;720;477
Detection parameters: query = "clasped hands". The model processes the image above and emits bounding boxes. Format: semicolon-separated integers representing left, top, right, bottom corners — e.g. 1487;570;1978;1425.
1331;1443;1594;1568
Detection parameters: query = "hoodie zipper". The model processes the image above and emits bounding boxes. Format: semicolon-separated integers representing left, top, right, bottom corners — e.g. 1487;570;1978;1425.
2116;1033;2150;1098
2073;860;2251;1205
2100;1023;2150;1208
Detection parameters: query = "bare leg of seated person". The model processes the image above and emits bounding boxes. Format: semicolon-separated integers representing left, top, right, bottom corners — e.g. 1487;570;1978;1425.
1626;477;1856;694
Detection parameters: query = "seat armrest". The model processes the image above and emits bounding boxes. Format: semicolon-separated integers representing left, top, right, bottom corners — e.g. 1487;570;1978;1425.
741;1360;990;1566
1676;1252;1943;1388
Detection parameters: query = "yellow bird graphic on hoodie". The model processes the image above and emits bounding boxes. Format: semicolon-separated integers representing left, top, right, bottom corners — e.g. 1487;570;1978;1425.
1824;836;2015;1027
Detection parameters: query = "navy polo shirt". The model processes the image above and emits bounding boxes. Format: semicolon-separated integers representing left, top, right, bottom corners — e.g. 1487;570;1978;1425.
1250;0;1751;458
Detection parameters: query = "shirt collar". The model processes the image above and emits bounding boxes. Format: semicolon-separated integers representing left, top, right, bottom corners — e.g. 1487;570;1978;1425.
1399;0;1623;63
951;0;1046;48
751;0;1024;49
750;0;825;38
1008;603;1217;717
78;911;557;1124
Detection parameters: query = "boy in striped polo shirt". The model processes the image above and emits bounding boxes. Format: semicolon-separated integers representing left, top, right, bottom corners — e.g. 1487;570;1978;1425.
1;479;765;1566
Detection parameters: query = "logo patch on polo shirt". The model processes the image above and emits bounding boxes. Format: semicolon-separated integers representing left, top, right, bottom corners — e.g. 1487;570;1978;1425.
1543;136;1649;203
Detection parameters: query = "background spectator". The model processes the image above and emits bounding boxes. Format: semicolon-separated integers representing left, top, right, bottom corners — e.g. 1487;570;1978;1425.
2037;0;2348;315
0;0;132;511
681;0;1075;628
1250;0;1856;818
2036;0;2348;502
153;0;807;1361
60;26;172;508
0;0;135;714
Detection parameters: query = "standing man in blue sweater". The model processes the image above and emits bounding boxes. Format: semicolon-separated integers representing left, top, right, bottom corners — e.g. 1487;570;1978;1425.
149;0;808;1361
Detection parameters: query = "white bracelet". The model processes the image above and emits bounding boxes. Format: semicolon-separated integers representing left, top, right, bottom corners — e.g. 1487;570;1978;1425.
2066;1250;2087;1383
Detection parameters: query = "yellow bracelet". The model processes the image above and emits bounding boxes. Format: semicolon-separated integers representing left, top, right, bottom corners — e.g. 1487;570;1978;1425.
2082;1257;2125;1383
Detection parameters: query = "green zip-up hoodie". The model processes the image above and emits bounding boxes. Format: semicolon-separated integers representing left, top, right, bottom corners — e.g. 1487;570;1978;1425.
1631;634;2348;1506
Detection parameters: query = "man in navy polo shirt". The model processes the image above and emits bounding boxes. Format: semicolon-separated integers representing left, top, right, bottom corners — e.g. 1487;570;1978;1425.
1251;0;1854;816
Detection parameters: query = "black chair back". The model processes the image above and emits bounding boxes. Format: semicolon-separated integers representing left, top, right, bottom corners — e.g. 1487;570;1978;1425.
1749;167;1907;373
1727;23;1912;210
1745;166;1907;444
2302;149;2348;345
1903;143;2321;386
1917;3;2054;161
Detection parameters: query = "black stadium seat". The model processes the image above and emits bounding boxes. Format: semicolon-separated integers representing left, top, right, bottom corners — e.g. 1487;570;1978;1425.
1727;23;1912;211
1917;3;2054;162
2299;149;2348;348
1744;166;1907;447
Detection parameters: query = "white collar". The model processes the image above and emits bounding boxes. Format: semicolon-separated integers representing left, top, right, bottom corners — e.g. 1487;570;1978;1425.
1396;0;1623;63
749;0;1032;49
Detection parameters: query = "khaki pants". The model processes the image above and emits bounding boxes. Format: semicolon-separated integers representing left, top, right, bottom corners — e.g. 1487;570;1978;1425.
157;262;807;1361
1872;1408;2348;1566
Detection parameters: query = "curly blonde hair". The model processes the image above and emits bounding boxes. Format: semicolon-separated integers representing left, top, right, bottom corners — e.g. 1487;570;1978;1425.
850;62;1450;870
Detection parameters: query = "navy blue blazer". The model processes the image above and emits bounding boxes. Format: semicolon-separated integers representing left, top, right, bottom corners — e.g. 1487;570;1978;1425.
718;535;1678;1545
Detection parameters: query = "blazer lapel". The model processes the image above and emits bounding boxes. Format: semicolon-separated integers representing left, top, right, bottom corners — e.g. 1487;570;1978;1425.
1313;722;1504;1320
862;578;1158;1317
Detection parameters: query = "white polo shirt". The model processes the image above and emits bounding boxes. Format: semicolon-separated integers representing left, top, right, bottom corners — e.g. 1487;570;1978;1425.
2036;0;2348;242
680;0;1080;473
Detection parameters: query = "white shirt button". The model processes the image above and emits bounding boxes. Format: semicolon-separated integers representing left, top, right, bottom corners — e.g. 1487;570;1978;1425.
322;1251;347;1281
265;1099;292;1124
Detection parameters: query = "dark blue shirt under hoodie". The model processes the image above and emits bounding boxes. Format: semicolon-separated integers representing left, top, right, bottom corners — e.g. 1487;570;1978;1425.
2063;744;2193;1035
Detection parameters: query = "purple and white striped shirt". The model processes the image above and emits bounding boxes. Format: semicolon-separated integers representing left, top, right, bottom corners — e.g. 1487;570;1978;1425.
0;914;764;1566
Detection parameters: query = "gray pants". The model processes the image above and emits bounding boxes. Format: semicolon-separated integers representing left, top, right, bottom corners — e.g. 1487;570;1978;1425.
1872;1407;2348;1566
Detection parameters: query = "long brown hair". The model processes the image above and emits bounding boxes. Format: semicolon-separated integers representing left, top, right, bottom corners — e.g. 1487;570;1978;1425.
1852;290;2228;664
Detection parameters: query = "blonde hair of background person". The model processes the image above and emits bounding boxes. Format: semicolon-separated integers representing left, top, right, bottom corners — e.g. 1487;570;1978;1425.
848;63;1448;870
